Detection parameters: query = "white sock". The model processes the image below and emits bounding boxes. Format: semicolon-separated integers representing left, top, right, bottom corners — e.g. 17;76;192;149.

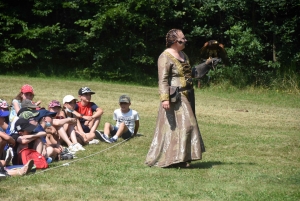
112;136;118;140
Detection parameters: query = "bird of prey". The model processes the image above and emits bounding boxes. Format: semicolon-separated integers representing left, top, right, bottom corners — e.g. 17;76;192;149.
199;40;229;65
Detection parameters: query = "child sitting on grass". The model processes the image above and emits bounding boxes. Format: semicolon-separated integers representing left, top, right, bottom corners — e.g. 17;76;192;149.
98;95;140;143
74;87;103;144
9;84;41;123
47;100;85;153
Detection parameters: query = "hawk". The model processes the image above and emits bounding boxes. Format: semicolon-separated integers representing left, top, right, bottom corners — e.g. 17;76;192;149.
199;40;229;65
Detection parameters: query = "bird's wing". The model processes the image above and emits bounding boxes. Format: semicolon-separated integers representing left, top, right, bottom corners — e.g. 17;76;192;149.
199;42;210;59
217;43;229;65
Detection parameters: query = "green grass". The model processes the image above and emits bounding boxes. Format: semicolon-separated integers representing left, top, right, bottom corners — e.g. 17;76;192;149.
0;75;299;201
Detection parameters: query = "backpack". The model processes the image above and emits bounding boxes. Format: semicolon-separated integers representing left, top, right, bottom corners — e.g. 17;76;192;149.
18;148;48;169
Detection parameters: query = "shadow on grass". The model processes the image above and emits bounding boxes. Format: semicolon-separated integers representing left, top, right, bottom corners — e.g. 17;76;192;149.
134;133;144;137
190;161;256;169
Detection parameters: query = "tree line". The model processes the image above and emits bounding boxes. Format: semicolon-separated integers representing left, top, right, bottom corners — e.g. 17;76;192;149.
0;0;299;87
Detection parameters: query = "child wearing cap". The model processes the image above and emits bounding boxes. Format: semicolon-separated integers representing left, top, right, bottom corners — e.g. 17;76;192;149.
9;84;41;123
98;95;140;143
10;118;48;165
0;99;10;111
0;99;10;133
47;100;85;152
61;95;89;146
74;87;103;144
19;109;64;162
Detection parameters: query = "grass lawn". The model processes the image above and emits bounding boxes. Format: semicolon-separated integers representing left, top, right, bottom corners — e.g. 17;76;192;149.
0;76;299;201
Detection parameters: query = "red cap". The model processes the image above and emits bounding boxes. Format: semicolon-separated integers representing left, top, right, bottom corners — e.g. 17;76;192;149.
21;84;34;94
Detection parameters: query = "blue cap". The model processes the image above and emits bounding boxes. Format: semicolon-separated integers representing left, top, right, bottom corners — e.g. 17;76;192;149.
34;109;57;122
0;110;9;117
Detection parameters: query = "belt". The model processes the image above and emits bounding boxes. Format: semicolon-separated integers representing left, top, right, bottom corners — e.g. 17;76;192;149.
178;86;192;92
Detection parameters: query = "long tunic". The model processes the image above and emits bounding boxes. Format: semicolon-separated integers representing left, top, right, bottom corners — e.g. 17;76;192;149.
145;50;205;167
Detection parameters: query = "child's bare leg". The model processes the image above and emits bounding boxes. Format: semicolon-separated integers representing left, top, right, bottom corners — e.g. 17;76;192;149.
75;130;88;143
114;122;128;137
85;117;100;141
0;139;6;166
68;125;78;144
33;138;44;154
6;159;34;176
46;146;56;159
87;119;95;129
57;126;74;147
104;122;113;137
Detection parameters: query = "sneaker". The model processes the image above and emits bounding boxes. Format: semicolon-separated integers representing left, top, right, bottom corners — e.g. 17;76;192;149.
5;148;12;166
61;153;73;160
0;167;10;180
62;147;76;156
68;144;79;153
0;172;8;180
95;130;104;141
74;143;85;151
109;138;117;143
98;132;111;143
88;139;100;145
46;157;52;164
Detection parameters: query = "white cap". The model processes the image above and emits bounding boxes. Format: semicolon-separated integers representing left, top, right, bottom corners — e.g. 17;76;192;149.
63;95;77;104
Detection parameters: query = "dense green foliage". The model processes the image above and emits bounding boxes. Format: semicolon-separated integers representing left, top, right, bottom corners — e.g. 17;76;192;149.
0;0;299;87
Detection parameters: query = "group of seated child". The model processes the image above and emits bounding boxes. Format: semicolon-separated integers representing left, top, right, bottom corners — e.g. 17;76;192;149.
0;84;140;179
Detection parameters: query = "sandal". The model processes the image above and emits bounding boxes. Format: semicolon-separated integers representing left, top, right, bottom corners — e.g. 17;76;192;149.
18;160;34;176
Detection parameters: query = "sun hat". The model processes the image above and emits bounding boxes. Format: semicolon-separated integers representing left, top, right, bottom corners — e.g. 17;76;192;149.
78;87;95;95
21;99;38;108
48;100;61;108
17;108;37;117
63;95;77;104
19;111;40;120
15;118;37;132
34;109;57;122
0;110;10;117
0;99;10;108
119;95;131;103
21;84;34;94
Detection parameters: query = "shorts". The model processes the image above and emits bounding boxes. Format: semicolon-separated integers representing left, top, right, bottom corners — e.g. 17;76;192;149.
111;126;132;140
80;121;91;133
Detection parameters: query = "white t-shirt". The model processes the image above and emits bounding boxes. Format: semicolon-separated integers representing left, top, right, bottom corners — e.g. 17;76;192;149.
113;109;139;134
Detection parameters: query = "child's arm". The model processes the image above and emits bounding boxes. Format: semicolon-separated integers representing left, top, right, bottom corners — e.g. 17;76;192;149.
53;118;77;126
91;107;104;120
35;100;41;106
12;100;21;114
17;131;47;144
76;119;85;134
0;131;15;147
133;120;140;136
83;107;104;122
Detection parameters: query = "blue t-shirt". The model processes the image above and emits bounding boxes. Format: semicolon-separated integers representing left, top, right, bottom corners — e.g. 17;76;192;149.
33;124;46;143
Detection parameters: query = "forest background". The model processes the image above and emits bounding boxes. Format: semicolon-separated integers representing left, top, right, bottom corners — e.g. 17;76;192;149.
0;0;299;90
